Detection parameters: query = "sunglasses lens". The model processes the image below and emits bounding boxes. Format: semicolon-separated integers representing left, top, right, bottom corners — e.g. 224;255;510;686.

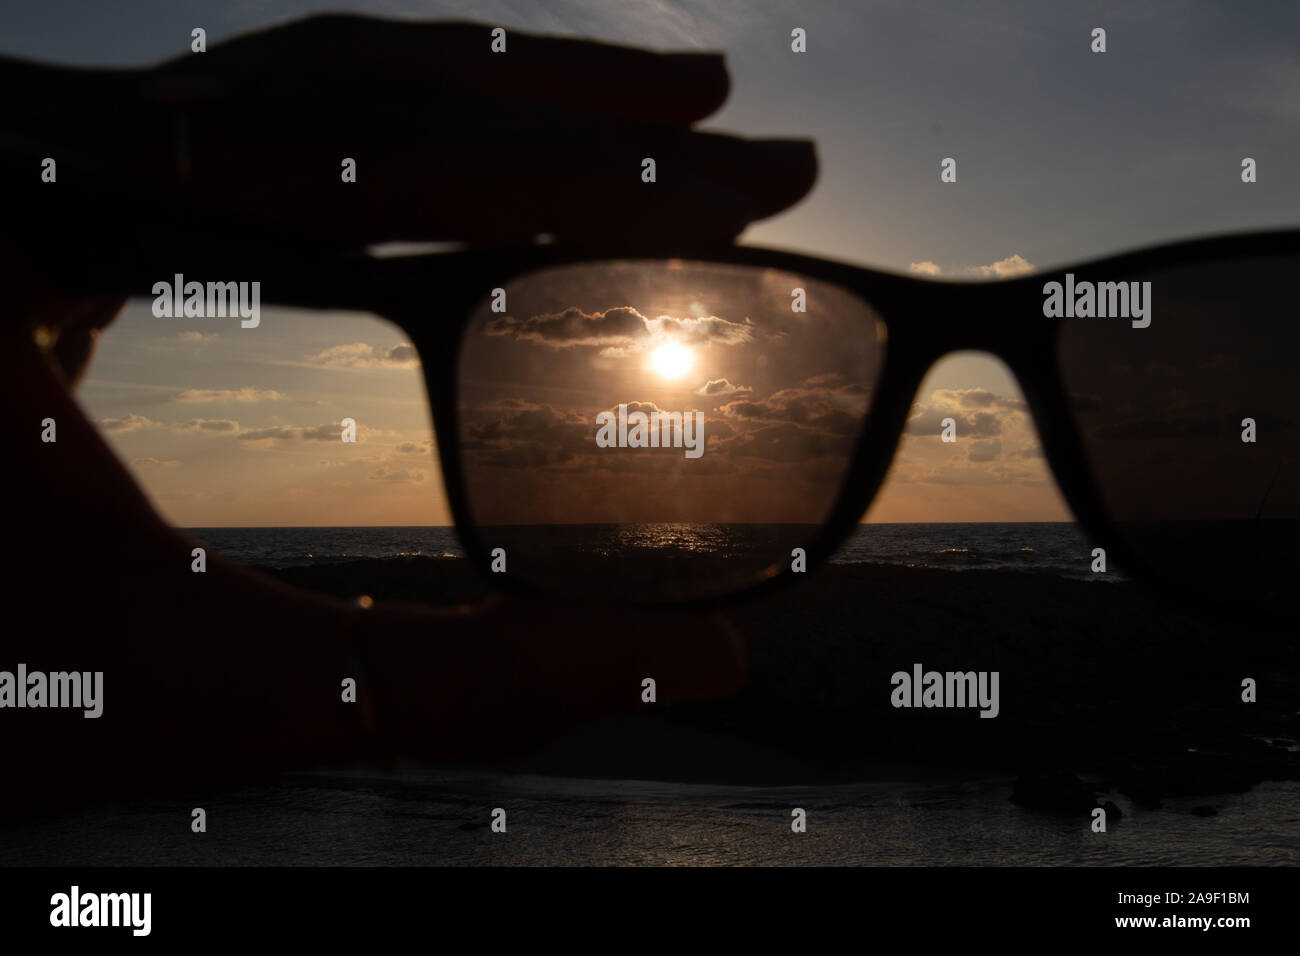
455;259;886;600
1056;250;1300;598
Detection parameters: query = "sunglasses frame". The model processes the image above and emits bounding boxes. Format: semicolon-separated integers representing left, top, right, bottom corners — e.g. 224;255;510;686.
21;192;1300;610
367;228;1300;610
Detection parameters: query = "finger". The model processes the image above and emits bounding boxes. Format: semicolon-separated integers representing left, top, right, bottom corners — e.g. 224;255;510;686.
157;16;732;127
166;99;818;243
0;243;126;385
49;319;111;390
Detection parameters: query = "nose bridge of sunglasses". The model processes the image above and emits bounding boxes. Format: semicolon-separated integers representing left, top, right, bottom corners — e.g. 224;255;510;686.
881;277;1046;362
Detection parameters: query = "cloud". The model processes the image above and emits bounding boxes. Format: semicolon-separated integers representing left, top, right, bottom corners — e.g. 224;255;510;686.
151;331;220;353
696;378;752;399
905;408;1002;438
719;375;869;436
176;418;239;433
642;314;754;347
96;414;240;434
967;439;1003;462
486;306;753;353
96;413;160;433
238;423;346;442
908;255;1036;278
487;306;646;349
369;465;427;483
463;402;596;469
479;398;543;413
470;404;585;441
904;388;1026;439
131;457;181;468
967;254;1035;278
930;388;1027;412
304;343;419;368
172;387;285;403
899;465;1017;486
394;440;434;456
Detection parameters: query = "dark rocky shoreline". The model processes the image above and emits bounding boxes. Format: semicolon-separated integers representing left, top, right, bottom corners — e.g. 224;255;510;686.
263;556;1298;812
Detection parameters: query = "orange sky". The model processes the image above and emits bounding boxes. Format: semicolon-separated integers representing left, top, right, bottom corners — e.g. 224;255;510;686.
80;291;1071;527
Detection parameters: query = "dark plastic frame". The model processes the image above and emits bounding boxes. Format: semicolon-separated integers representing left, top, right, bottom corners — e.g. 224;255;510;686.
21;192;1300;608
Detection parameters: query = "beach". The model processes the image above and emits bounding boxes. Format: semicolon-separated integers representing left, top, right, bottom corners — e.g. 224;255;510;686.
263;556;1298;804
2;554;1294;867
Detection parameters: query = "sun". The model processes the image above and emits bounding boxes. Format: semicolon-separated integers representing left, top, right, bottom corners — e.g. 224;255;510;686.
649;342;694;379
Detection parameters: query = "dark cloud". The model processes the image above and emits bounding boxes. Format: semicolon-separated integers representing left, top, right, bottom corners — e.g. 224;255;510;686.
485;307;647;349
485;306;753;352
465;402;593;469
719;376;868;435
369;465;426;483
177;418;240;433
967;439;1003;462
697;378;752;399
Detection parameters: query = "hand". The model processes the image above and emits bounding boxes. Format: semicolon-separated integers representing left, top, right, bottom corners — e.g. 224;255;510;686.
1;15;814;805
12;15;817;245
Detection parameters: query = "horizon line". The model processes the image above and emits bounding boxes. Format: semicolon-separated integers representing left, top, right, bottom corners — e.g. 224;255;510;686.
180;520;1081;529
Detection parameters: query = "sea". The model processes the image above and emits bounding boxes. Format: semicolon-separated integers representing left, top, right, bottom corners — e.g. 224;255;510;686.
186;522;1119;582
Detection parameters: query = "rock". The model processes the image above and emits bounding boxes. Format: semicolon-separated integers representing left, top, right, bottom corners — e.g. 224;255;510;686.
1011;771;1096;813
1116;774;1164;809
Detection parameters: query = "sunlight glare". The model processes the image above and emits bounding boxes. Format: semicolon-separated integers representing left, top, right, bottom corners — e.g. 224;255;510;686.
649;342;694;379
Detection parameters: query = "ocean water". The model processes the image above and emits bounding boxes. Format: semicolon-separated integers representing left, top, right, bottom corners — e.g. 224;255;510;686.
3;770;1293;866
187;522;1112;581
829;522;1110;580
186;525;466;569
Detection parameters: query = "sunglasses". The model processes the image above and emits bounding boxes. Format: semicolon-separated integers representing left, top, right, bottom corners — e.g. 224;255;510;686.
14;143;1299;612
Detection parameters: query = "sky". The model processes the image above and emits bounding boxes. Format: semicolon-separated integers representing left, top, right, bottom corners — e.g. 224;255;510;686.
5;0;1297;525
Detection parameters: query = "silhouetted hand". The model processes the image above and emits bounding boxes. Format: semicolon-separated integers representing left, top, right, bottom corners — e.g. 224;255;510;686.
12;15;817;245
1;15;818;807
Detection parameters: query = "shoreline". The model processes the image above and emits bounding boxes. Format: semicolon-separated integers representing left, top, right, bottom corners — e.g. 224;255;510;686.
261;557;1298;808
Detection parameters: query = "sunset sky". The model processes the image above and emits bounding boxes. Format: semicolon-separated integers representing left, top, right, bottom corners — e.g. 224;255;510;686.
6;0;1297;526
